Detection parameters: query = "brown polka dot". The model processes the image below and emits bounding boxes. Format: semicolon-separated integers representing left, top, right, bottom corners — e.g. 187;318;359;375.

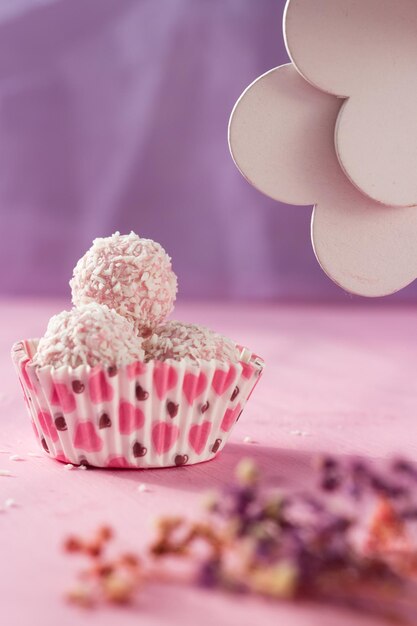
133;442;147;458
99;413;112;429
41;437;49;453
135;385;149;401
230;386;239;401
54;415;67;431
72;380;85;394
211;439;222;454
167;401;179;418
200;401;210;414
174;454;188;466
107;366;118;377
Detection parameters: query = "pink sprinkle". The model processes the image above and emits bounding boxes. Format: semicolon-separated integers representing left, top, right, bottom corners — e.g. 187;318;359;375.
9;455;24;462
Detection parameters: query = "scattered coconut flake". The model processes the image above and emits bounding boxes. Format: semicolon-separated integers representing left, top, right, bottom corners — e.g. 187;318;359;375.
27;452;42;458
64;464;75;471
243;436;256;444
290;430;310;437
9;454;24;461
79;465;88;471
4;498;16;508
0;470;12;477
137;483;149;493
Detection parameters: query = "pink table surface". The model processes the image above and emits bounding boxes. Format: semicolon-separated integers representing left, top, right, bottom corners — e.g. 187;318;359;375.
1;299;417;626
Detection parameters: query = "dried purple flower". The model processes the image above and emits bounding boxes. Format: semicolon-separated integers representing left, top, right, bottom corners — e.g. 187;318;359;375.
319;456;343;492
392;459;417;481
370;475;408;500
320;474;342;492
197;559;221;588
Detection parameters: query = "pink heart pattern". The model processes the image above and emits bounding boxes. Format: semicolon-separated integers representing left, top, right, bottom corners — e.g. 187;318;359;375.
118;401;145;435
126;361;147;380
106;456;131;469
55;452;72;464
20;359;34;390
188;421;211;454
221;403;242;432
183;371;207;405
212;366;236;396
240;361;255;380
74;421;103;452
152;421;179;455
37;410;58;442
88;369;114;404
14;339;262;466
50;383;76;413
153;363;178;399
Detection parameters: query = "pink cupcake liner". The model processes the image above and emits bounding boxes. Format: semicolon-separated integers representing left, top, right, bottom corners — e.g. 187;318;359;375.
11;339;264;469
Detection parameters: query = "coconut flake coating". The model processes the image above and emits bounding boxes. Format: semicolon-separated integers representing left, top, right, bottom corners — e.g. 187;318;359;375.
70;231;177;334
33;303;144;369
143;320;240;363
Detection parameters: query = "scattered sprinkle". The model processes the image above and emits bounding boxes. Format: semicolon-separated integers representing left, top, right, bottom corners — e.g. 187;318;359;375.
79;465;88;471
9;455;24;462
0;470;12;477
4;498;16;508
64;464;75;471
243;436;256;444
137;483;149;493
289;430;310;437
27;452;42;458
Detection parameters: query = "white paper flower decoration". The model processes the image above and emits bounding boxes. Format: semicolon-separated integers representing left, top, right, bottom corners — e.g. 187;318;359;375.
229;0;417;297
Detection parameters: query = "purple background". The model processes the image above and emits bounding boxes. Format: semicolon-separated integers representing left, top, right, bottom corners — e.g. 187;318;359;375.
0;0;415;302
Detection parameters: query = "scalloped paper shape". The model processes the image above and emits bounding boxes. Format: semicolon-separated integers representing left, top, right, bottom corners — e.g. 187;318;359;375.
284;0;417;208
228;64;417;297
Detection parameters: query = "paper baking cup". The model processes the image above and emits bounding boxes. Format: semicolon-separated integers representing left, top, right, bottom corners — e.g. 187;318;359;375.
11;340;264;469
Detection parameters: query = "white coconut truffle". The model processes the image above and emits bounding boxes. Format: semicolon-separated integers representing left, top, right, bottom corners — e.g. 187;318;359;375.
143;320;240;363
33;303;144;368
70;231;177;335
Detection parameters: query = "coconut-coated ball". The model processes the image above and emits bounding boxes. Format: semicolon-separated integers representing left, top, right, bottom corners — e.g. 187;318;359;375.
143;320;240;363
70;232;177;334
33;303;144;368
